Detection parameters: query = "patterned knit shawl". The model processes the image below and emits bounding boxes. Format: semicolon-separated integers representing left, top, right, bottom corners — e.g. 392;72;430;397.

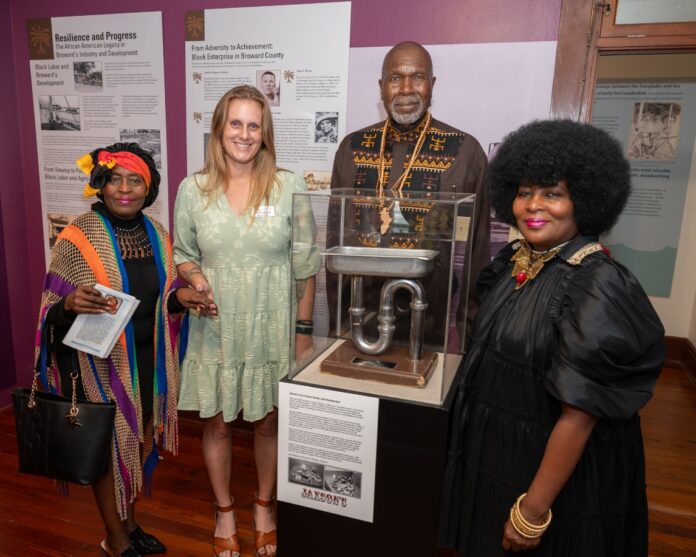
35;210;181;517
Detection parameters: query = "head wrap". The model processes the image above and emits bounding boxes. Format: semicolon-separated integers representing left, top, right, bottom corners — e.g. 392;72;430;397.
76;142;160;208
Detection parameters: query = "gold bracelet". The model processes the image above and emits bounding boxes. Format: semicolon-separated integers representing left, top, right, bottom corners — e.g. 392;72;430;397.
515;494;552;531
509;493;552;539
509;507;543;539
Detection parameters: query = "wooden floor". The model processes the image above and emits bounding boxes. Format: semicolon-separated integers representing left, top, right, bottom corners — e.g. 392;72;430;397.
0;366;694;556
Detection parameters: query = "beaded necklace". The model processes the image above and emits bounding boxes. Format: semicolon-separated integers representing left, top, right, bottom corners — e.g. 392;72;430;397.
376;112;432;234
113;223;153;259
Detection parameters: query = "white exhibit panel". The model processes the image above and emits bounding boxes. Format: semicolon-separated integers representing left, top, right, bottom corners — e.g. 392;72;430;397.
184;2;351;185
593;80;696;296
27;12;169;264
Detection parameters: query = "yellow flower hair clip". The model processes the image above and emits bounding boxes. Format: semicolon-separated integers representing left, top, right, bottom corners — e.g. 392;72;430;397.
83;184;99;198
76;153;95;176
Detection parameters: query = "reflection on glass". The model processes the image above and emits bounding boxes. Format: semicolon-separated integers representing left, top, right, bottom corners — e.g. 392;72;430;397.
615;0;696;25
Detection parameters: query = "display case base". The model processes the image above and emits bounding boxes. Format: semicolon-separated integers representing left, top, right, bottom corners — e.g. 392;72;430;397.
278;378;461;557
320;342;438;387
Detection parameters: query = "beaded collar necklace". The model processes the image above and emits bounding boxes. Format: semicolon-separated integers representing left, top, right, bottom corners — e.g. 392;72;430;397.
113;223;153;259
376;112;432;234
511;239;571;289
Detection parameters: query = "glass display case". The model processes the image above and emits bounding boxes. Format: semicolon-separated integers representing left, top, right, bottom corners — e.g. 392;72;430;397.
289;188;477;406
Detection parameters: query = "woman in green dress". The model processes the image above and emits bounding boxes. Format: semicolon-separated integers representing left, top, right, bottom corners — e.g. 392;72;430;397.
173;85;320;557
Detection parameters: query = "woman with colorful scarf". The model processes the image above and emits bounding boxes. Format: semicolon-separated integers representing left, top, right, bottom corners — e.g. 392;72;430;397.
36;142;212;557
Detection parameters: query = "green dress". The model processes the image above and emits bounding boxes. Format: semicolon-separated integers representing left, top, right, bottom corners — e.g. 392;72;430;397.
173;171;320;422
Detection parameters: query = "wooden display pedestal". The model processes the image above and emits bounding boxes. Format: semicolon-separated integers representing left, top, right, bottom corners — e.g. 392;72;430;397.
320;342;438;388
277;372;460;556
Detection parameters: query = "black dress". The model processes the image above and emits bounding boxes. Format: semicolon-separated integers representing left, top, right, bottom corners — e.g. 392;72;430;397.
440;235;665;557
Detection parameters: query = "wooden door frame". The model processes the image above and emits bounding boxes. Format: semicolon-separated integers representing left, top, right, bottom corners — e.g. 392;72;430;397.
550;0;696;121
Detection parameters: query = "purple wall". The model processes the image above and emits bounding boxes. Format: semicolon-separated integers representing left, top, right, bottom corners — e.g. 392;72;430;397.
0;0;562;404
1;0;32;399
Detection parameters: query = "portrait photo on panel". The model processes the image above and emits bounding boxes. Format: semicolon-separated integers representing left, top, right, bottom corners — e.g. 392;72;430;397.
314;112;338;143
257;69;280;106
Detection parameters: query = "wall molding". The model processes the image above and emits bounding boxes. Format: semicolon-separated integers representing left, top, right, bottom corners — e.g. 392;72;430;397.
665;336;696;385
4;336;694;413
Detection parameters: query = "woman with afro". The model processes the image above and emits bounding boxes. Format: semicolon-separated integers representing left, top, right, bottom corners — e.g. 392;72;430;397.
440;120;665;556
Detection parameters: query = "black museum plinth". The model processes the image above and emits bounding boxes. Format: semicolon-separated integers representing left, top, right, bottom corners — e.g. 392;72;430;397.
277;374;460;556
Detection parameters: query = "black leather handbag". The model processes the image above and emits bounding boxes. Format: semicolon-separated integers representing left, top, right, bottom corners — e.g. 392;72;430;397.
12;356;116;485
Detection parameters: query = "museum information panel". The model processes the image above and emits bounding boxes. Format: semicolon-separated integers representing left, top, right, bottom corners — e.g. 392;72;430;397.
27;12;169;263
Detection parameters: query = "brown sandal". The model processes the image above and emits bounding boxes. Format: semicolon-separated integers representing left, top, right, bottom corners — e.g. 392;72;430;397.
213;498;241;557
253;496;277;557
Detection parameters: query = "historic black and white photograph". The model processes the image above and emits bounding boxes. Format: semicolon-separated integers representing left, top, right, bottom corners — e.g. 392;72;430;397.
288;458;324;488
324;467;362;499
257;69;280;106
627;102;681;161
39;95;80;131
314;111;338;143
303;170;331;191
120;128;162;169
73;61;103;92
47;212;74;248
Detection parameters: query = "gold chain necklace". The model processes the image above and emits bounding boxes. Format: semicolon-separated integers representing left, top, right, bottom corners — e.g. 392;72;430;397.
376;113;432;234
511;239;569;289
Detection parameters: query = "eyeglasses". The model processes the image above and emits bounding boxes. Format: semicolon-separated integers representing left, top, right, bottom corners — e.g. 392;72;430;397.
108;175;145;187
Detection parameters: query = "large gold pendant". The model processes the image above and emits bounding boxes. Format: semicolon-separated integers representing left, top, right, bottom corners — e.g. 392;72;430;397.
510;241;563;289
379;206;393;235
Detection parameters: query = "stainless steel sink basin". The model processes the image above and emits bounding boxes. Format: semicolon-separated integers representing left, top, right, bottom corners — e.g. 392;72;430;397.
322;246;439;278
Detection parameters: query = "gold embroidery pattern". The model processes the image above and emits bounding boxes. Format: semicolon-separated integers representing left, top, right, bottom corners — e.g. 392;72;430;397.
358;234;380;247
567;242;604;265
409;157;453;172
389;238;417;249
429;137;446;151
361;133;378;148
353;154;387;168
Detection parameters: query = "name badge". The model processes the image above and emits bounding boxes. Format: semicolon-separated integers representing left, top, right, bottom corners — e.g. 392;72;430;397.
255;205;275;217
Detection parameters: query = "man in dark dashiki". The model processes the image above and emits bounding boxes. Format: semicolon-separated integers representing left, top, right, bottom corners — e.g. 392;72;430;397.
329;41;490;346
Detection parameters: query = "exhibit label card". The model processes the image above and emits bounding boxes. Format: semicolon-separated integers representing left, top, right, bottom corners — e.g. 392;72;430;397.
184;2;350;190
278;382;379;522
27;12;169;265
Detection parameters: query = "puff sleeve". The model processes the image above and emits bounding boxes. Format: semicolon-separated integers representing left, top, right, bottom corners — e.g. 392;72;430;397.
545;256;665;420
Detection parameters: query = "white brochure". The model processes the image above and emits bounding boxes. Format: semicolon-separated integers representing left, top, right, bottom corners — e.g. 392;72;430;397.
63;283;139;358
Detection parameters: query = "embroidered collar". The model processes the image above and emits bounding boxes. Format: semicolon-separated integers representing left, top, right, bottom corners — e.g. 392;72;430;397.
510;236;608;289
386;113;431;143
